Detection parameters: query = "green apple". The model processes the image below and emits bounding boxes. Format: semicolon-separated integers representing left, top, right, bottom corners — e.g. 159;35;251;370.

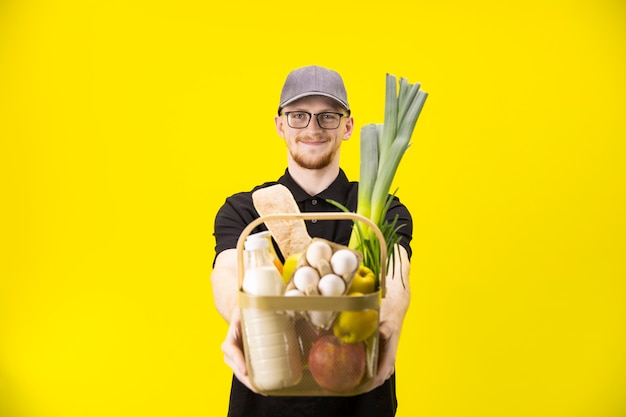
348;265;376;294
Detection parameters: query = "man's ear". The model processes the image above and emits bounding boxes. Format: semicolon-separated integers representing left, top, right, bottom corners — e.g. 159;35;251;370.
343;116;354;140
275;115;285;138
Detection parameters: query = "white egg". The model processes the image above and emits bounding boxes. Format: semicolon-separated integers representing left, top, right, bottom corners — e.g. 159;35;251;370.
305;240;333;266
284;288;304;317
293;266;320;295
330;249;359;276
309;310;334;329
317;273;346;296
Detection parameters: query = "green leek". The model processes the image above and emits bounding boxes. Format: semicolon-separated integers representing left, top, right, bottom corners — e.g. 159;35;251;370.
331;73;427;289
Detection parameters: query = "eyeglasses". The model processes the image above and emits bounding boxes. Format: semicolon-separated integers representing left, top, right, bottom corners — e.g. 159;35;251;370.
282;111;347;130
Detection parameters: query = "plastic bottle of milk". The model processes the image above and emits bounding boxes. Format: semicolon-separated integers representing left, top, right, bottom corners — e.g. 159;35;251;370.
245;230;283;278
241;237;302;391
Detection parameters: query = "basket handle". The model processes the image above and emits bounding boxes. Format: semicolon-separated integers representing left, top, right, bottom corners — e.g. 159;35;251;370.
236;212;388;297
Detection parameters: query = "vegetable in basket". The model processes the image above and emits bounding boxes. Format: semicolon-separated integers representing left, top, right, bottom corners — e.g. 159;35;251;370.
330;74;428;289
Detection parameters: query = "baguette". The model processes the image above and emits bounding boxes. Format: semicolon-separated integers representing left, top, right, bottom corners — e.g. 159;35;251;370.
252;184;312;258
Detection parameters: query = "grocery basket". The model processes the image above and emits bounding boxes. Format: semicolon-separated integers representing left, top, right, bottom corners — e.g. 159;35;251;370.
236;212;387;396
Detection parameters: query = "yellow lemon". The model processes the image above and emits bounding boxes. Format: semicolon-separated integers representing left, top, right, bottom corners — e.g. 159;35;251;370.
348;265;376;294
333;292;379;343
281;252;302;284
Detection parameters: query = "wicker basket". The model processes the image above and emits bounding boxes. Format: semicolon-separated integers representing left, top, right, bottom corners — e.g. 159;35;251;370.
237;213;387;396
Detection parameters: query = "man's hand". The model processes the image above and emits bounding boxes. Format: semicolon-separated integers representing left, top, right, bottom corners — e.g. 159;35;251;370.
221;308;257;392
372;321;399;387
371;244;411;389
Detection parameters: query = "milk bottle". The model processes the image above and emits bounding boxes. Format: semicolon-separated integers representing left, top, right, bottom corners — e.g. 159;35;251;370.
241;237;302;391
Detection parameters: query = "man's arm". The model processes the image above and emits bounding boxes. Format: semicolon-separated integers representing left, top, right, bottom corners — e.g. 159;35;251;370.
374;244;411;386
211;249;239;323
210;248;257;391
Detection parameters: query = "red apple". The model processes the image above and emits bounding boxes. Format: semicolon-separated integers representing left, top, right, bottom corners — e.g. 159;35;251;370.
308;334;366;393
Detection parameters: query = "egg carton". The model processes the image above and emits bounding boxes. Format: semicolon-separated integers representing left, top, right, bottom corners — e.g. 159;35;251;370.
283;238;362;329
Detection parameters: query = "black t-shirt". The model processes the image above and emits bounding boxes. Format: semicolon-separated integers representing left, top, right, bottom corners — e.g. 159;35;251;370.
213;169;412;261
213;168;413;417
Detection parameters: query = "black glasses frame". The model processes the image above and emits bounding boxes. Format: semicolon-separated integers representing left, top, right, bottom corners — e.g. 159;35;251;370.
282;111;347;130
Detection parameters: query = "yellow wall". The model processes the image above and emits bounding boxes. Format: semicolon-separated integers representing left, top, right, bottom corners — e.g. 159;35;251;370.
1;1;625;416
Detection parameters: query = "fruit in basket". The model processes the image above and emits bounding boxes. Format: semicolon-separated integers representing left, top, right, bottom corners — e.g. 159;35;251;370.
308;335;366;393
282;252;303;284
348;265;376;294
332;292;379;343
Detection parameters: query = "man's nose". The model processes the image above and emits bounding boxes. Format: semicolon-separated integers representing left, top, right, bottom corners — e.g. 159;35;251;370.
307;115;324;130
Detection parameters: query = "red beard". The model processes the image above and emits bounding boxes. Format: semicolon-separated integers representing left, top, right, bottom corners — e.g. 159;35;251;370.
291;133;337;170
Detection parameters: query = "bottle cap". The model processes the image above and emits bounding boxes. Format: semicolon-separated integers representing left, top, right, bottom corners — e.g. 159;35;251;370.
247;231;272;240
244;237;269;251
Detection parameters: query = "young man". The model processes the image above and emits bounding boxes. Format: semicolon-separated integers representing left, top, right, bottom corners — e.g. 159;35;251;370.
211;65;412;417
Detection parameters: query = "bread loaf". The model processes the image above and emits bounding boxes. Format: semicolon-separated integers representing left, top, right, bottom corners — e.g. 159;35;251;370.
252;184;312;258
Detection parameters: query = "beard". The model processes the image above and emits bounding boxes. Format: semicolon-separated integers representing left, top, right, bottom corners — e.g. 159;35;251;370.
289;133;339;170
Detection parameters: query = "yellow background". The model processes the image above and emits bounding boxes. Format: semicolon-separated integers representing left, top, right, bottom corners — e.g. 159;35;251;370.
1;1;625;416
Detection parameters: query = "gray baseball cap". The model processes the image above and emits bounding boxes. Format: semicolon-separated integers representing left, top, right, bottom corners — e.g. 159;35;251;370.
278;66;350;115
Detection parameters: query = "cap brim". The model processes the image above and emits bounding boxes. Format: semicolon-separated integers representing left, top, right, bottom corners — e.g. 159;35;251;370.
279;92;350;114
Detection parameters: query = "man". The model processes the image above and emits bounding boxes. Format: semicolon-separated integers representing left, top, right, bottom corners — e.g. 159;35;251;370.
211;65;412;417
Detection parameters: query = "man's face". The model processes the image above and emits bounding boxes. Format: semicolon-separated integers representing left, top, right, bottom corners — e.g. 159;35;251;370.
275;95;353;170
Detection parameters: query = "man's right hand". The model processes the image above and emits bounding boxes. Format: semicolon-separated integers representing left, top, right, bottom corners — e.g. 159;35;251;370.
221;308;257;392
